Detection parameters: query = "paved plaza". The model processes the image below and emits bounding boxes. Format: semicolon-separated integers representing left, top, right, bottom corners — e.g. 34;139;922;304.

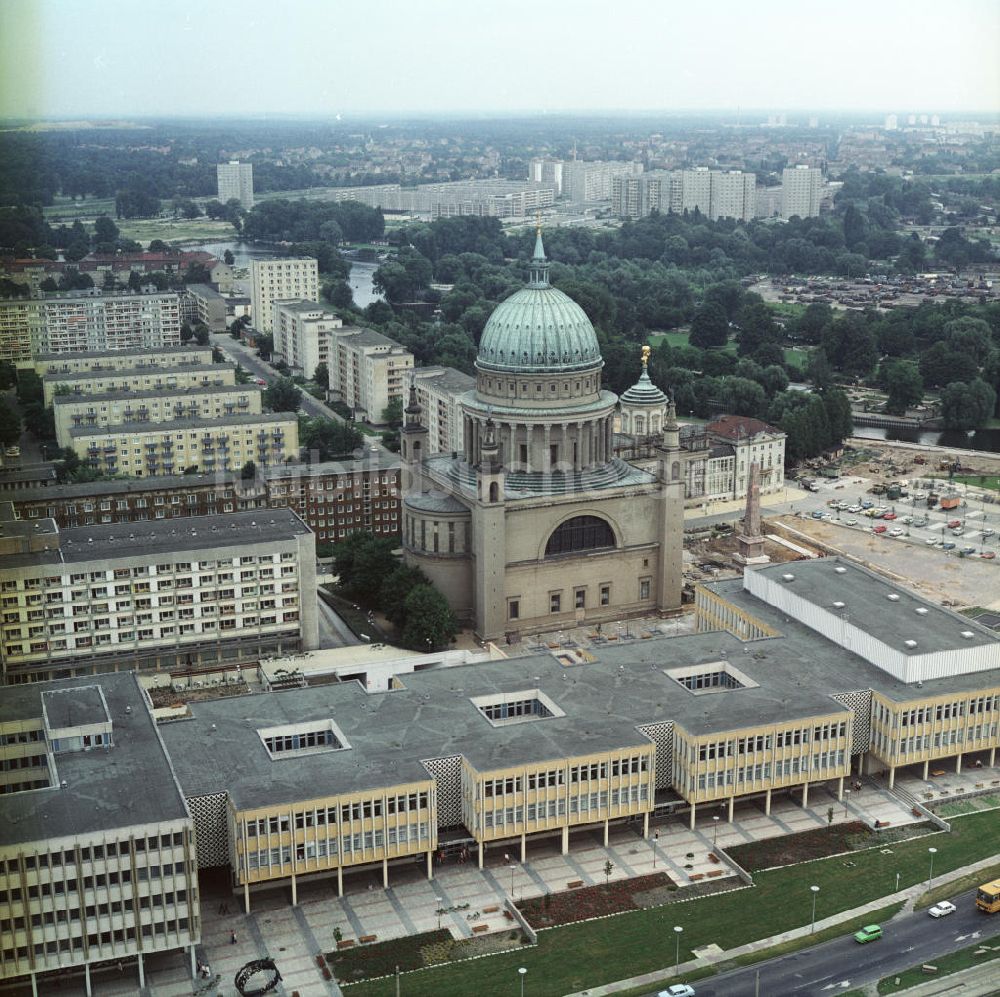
9;762;996;997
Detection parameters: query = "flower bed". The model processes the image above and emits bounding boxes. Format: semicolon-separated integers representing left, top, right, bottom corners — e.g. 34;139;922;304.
328;929;527;984
518;872;675;928
725;820;934;872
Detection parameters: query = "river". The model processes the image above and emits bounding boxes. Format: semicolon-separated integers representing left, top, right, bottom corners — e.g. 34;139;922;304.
852;425;1000;454
193;240;382;308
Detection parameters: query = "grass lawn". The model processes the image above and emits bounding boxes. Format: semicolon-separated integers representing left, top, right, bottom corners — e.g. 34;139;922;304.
918;861;1000;910
115;217;236;246
783;346;812;372
950;474;1000;492
347;812;997;996
648;330;737;354
42;195;117;221
876;932;1000;993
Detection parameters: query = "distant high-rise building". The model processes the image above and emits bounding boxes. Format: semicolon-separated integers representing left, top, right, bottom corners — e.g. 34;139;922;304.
560;160;642;202
781;165;823;219
528;158;564;195
884;114;899;130
611;168;755;221
216;159;254;208
808;116;819;129
907;114;917;125
708;170;757;221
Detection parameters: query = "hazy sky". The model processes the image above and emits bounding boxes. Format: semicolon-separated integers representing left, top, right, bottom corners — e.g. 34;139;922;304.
2;0;998;119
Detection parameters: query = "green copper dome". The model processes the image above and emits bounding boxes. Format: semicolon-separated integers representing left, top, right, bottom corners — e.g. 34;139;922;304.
476;233;602;375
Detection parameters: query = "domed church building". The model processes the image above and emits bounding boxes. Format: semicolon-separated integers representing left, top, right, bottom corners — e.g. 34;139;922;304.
401;230;685;640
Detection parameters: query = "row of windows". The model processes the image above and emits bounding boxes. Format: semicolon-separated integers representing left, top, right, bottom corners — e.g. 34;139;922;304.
264;728;341;755
695;752;847;790
246;824;430;869
245;792;430;837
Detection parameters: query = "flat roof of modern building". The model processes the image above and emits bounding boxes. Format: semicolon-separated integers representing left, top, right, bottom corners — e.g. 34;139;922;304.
274;299;334;314
338;326;408;350
44;362;235;384
268;454;400;478
749;558;998;657
68;412;294;438
54;383;261;406
0;466;57;486
414;365;476;393
0;672;189;847
186;283;225;301
3;471;249;502
41;685;109;730
37;345;210;363
2;507;310;570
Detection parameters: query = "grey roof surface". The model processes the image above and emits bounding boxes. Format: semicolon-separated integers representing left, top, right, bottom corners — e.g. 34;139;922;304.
69;412;293;438
4;471;246;501
54;383;261;406
274;299;331;314
403;492;468;514
44;362;235;383
0;467;58;485
269;455;400;478
414;365;476;394
42;686;109;729
0;673;189;847
750;558;998;656
37;346;211;363
3;508;309;569
340;326;408;350
162;566;1000;812
186;284;225;301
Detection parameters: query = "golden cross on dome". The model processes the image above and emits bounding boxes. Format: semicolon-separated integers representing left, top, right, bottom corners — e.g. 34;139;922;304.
641;344;651;368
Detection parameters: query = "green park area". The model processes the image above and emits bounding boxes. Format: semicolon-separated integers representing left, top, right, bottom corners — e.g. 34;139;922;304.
949;474;1000;493
347;811;998;996
113;216;234;245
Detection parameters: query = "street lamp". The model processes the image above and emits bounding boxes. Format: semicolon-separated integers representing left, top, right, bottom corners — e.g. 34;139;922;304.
843;788;850;818
674;925;683;969
652;830;659;869
927;847;937;886
895;871;901;892
713;815;720;846
518;966;527;997
435;896;443;931
810;885;820;934
505;852;516;898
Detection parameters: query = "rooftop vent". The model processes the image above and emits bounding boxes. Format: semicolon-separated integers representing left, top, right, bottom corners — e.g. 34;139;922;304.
915;607;929;615
834;566;847;574
904;639;918;649
960;631;975;640
887;594;900;602
781;573;795;582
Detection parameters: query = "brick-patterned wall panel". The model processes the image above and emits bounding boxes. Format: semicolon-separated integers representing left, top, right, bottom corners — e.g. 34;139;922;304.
187;793;230;868
637;720;674;788
422;754;463;827
832;689;872;754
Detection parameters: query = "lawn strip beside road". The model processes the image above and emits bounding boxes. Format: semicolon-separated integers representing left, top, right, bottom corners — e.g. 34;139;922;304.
877;932;1000;994
346;812;996;997
612;902;905;997
917;862;1000;910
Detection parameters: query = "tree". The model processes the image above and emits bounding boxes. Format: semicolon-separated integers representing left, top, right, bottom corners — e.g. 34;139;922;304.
255;333;274;359
127;270;143;292
379;563;428;629
826;807;835;829
223;249;235;266
263;377;302;413
603;860;614;885
324;280;354;310
400;584;457;651
0;399;21;446
919;341;978;389
313;363;329;390
735;296;781;357
15;370;43;407
240;460;256;480
945;317;992;366
689;302;729;349
940;379;997;431
299;416;362;459
333;534;398;606
93;214;119;245
179;323;193;343
193;322;211;346
381;397;403;428
881;360;924;415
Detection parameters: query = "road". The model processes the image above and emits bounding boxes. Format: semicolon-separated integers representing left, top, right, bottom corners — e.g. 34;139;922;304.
212;333;390;456
642;890;993;996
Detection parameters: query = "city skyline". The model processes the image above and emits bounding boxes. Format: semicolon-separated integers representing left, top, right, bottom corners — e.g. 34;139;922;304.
1;0;998;120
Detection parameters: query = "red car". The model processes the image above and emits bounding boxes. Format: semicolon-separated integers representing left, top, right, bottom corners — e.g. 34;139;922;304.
873;525;888;534
882;512;897;520
981;551;996;560
947;519;962;529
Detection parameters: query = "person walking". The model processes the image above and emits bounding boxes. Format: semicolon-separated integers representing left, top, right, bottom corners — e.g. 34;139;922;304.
230;930;237;945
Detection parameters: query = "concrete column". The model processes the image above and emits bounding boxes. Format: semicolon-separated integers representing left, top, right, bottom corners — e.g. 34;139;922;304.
291;872;297;906
802;782;809;807
603;819;609;846
561;825;569;855
426;850;434;880
990;747;996;767
29;973;37;997
643;811;649;838
188;945;195;979
478;844;484;869
562;423;570;471
543;423;552;471
520;833;526;863
337;865;343;897
689;801;697;830
382;858;389;889
837;776;844;801
727;796;734;822
84;963;92;997
764;788;772;815
956;754;963;774
923;760;930;780
243;881;251;913
889;766;896;790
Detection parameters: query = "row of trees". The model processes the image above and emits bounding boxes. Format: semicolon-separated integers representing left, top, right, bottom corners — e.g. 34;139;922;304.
331;533;457;650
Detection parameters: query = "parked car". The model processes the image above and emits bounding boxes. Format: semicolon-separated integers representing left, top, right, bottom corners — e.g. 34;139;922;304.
928;901;956;918
854;924;883;944
912;518;928;528
982;529;995;538
942;542;956;551
847;505;862;514
961;546;976;555
889;528;905;537
873;525;888;534
925;538;938;546
658;987;696;997
845;519;858;526
952;529;964;537
883;512;897;520
947;519;962;529
981;551;997;560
